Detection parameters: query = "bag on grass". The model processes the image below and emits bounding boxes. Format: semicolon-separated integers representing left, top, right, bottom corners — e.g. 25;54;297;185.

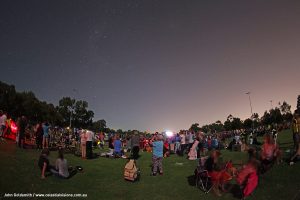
124;159;140;181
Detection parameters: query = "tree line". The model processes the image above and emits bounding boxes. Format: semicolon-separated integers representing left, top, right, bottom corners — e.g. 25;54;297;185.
190;98;298;133
1;81;299;134
0;81;101;131
0;81;148;135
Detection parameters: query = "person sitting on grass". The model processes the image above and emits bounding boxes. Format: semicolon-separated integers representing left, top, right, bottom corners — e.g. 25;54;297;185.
38;148;56;179
260;134;282;172
55;149;77;179
188;136;199;160
150;133;164;176
227;138;236;151
205;150;232;196
236;149;259;185
235;153;259;198
113;135;122;157
108;135;115;155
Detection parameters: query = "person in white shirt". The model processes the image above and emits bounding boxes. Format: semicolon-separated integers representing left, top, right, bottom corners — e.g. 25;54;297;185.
0;110;7;137
80;130;87;159
180;132;186;155
56;149;70;178
86;131;94;159
55;149;77;179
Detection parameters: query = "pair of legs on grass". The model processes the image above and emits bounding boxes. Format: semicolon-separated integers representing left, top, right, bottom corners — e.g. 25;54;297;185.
152;156;163;176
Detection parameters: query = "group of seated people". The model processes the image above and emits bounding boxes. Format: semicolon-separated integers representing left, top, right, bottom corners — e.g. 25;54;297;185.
99;135;127;158
38;148;77;179
197;149;259;197
197;133;283;197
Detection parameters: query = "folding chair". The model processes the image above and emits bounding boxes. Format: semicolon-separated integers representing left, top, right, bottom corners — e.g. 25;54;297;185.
195;156;213;193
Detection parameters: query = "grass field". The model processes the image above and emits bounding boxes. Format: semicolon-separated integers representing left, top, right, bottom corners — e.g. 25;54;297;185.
1;129;300;200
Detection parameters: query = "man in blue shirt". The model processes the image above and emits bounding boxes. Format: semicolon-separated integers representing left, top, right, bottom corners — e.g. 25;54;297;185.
150;133;164;176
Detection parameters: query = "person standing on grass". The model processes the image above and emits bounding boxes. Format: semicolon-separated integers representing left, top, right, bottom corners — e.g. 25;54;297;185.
80;130;87;159
99;132;105;149
292;113;300;151
42;122;50;149
187;131;194;152
18;116;27;148
188;136;199;160
0;110;7;138
290;140;300;165
180;131;186;155
86;130;94;159
174;133;181;154
150;133;164;176
131;131;140;159
35;122;43;150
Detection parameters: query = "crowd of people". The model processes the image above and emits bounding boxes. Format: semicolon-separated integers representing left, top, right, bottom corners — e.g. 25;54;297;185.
1;109;300;198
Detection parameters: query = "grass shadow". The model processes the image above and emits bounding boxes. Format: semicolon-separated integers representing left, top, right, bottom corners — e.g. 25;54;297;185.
227;184;243;199
187;175;196;186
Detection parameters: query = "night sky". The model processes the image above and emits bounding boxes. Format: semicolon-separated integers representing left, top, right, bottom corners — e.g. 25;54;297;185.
1;1;300;132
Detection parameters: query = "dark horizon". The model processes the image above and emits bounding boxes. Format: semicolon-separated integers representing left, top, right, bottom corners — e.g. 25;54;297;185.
1;1;299;132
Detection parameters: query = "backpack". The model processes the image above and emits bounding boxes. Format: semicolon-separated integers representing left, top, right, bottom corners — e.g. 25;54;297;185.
124;159;140;182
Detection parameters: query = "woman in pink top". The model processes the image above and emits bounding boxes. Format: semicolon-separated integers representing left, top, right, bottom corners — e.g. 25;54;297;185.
80;130;87;159
261;134;276;161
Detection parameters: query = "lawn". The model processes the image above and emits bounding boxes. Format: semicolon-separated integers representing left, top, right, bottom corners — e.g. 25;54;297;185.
1;129;300;200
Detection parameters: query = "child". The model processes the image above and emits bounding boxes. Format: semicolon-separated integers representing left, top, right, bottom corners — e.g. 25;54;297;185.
150;134;164;176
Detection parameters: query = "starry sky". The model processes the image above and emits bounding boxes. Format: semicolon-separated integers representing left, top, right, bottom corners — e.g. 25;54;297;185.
1;0;300;132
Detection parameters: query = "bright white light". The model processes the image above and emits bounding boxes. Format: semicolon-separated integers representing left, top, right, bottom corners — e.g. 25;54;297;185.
166;131;174;137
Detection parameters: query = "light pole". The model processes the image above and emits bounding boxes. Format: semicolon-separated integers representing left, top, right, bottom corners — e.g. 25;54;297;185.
69;108;73;128
246;92;254;135
69;89;78;128
246;92;253;117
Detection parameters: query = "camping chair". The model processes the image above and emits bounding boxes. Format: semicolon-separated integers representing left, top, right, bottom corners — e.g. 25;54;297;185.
195;156;213;193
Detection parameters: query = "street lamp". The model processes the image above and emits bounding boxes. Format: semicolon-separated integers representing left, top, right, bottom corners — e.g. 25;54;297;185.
69;89;78;128
69;108;73;128
245;92;253;117
246;92;254;134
